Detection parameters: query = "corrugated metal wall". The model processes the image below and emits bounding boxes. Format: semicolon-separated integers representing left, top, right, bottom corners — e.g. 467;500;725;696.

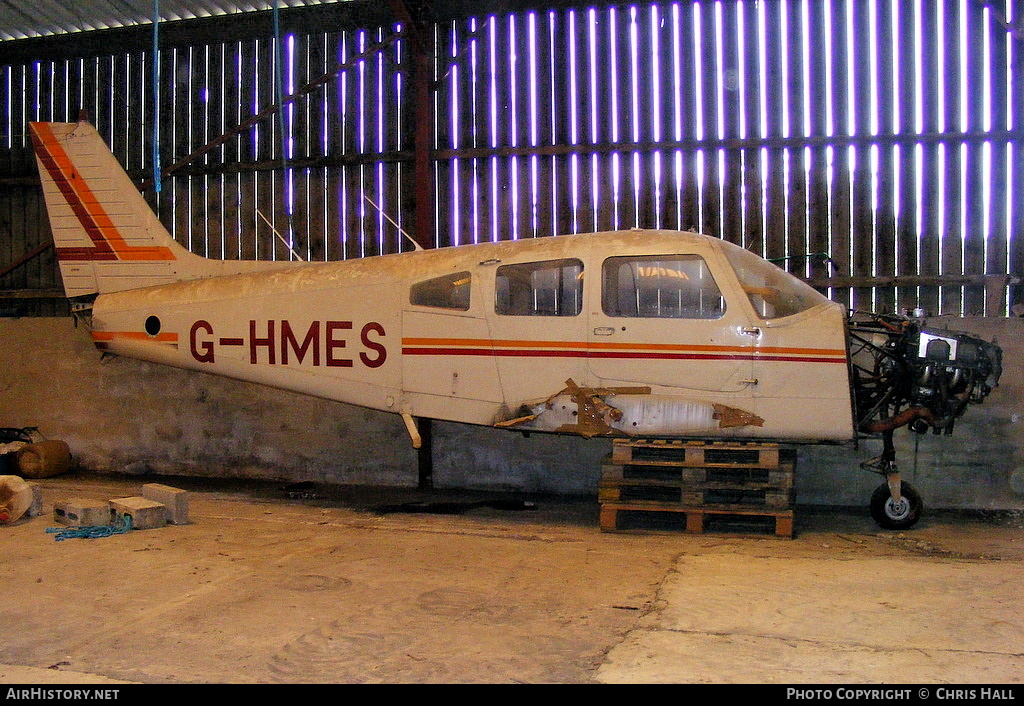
1;0;1022;316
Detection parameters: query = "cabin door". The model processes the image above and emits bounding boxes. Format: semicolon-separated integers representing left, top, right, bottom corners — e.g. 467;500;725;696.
481;256;590;408
586;252;757;396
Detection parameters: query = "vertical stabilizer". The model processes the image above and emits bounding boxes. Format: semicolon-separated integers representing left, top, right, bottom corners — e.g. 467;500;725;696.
30;121;220;298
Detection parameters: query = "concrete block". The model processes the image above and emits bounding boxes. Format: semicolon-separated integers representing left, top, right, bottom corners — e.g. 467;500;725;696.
109;496;167;530
53;498;109;526
142;483;189;525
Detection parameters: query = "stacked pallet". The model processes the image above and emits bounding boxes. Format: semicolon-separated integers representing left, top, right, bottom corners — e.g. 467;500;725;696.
599;439;797;538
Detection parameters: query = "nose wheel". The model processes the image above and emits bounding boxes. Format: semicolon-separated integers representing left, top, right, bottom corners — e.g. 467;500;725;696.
870;479;922;530
861;430;923;530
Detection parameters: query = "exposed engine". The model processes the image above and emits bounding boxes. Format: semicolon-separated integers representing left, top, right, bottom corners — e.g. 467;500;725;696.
846;310;1002;529
848;311;1002;437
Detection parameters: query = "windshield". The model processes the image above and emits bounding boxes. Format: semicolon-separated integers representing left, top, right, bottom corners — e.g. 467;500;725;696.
720;241;830;320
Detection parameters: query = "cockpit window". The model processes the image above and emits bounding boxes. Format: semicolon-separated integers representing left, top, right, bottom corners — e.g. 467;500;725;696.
495;258;583;316
720;242;829;319
410;272;472;310
602;255;725;319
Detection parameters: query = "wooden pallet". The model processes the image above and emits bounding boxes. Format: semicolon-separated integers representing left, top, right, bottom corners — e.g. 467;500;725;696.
611;439;794;468
600;502;794;538
601;459;795;488
598;479;794;509
600;439;796;538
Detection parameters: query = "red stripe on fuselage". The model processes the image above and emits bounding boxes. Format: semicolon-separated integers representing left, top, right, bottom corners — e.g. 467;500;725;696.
401;343;846;364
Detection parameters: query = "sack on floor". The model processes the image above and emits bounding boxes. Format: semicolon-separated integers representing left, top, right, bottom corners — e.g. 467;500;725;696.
17;440;71;479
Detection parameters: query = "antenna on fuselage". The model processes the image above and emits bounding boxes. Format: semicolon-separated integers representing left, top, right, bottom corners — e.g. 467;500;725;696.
364;195;424;252
256;210;304;262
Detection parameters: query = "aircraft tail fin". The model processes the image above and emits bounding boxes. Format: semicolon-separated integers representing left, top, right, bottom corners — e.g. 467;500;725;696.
29;120;212;298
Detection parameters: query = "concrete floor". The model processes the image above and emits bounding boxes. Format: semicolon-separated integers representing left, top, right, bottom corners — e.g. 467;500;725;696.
1;472;1023;685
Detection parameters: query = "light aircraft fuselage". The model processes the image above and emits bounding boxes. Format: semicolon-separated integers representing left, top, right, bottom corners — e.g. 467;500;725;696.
91;230;854;442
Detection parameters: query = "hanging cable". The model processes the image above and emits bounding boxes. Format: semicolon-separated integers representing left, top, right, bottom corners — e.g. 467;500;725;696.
272;0;297;259
152;0;161;193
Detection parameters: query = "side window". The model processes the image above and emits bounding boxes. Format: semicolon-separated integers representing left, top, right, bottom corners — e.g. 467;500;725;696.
410;272;471;310
495;259;584;316
602;255;725;319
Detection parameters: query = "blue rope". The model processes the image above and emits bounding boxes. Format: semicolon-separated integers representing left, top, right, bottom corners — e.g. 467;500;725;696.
47;515;133;541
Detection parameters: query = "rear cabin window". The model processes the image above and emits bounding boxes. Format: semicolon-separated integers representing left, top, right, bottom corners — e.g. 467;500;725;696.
602;255;725;319
410;272;472;310
495;259;584;316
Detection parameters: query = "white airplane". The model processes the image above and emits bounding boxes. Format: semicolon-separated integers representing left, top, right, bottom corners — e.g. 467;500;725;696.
29;119;1002;529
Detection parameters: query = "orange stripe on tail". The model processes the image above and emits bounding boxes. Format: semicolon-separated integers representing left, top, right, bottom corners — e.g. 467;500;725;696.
29;123;176;263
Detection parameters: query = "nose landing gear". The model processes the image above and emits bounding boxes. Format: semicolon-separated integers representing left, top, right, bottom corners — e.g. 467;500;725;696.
862;429;923;530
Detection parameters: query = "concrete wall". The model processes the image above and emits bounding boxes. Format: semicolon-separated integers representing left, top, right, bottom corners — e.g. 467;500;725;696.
1;316;1022;510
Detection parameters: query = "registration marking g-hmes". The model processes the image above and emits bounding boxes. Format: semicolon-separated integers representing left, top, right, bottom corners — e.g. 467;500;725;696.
189;319;387;368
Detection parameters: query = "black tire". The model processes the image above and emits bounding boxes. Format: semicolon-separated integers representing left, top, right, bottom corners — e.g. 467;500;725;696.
870;481;922;530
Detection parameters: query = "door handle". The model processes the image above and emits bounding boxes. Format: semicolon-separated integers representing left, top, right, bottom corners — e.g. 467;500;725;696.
740;327;762;337
592;327;615;336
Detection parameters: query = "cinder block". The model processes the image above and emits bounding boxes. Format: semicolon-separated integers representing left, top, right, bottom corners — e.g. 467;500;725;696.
53;498;109;526
109;496;167;530
141;483;189;525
